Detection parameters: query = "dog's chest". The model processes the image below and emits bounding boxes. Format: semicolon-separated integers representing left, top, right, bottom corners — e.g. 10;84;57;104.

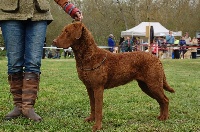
77;69;107;86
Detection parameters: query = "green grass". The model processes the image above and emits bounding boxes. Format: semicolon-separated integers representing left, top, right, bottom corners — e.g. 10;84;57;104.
0;58;200;132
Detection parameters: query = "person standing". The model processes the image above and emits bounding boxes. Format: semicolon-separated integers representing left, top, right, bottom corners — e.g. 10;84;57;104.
179;36;186;59
184;32;191;45
191;37;198;45
119;37;125;53
0;0;82;121
108;34;116;52
191;37;198;59
166;31;175;58
124;36;134;52
166;31;175;44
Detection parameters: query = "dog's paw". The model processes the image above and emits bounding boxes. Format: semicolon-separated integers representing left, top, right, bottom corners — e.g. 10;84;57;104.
92;124;102;132
157;115;168;120
84;116;95;122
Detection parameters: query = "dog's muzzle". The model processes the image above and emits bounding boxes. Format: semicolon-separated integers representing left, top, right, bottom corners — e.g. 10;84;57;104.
52;39;57;46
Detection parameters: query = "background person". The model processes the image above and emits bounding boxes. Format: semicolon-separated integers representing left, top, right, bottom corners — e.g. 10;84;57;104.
179;36;186;59
108;34;116;52
53;49;61;59
184;32;191;45
0;0;82;122
166;31;175;44
191;37;198;59
124;36;134;52
119;37;125;53
166;31;175;58
191;37;198;45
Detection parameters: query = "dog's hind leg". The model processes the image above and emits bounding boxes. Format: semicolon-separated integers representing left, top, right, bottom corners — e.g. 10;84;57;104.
137;80;156;99
137;80;169;120
157;94;169;120
85;87;95;122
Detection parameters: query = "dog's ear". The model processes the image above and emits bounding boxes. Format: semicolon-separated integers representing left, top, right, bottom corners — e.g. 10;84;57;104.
74;22;83;39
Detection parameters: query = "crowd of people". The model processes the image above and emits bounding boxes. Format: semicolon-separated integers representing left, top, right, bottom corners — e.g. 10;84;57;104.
107;34;141;53
45;31;199;60
107;31;199;59
155;31;199;59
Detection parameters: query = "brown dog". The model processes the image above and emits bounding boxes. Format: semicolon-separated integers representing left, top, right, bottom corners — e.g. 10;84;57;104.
53;22;175;132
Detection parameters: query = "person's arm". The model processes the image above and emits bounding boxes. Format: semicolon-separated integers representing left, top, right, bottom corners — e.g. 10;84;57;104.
131;40;134;45
172;37;175;44
54;0;82;20
166;35;170;41
108;39;111;46
112;39;116;46
124;40;127;46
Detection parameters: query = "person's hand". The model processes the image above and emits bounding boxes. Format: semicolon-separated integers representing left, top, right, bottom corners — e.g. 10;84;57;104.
74;12;83;21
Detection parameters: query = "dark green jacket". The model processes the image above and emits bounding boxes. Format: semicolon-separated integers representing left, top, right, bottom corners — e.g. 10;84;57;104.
124;40;134;51
0;0;53;23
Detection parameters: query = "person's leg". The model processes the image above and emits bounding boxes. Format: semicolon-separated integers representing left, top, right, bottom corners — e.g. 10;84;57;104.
24;20;47;73
1;21;25;119
1;21;25;74
22;20;47;121
128;47;132;52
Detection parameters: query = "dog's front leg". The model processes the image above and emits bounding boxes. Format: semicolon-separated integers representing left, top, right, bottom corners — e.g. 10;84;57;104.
85;87;95;122
92;87;104;132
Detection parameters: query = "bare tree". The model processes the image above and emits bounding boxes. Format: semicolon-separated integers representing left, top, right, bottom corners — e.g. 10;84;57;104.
46;0;200;46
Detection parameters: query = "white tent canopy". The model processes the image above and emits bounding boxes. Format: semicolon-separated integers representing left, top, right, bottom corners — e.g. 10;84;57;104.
121;22;182;37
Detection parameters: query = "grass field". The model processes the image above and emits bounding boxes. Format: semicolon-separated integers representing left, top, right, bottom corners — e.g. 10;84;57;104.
0;58;200;132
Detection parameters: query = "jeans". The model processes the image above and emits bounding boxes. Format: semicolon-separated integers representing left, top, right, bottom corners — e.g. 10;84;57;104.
1;20;47;74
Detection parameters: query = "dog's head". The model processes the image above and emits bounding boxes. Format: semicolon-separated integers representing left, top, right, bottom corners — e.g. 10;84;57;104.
53;22;84;49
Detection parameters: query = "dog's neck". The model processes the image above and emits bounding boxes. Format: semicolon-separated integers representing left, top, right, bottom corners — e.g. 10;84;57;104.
71;27;99;63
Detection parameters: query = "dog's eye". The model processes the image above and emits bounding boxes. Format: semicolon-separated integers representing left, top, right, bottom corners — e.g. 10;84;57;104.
65;30;69;34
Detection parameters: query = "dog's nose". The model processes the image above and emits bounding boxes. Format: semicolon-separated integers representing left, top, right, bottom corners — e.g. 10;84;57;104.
53;39;57;46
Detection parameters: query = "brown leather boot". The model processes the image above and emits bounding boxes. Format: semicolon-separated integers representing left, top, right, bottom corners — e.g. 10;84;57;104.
22;72;42;122
5;72;23;120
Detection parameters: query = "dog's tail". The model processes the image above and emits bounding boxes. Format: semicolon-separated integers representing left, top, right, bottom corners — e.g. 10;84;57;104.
163;73;175;93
